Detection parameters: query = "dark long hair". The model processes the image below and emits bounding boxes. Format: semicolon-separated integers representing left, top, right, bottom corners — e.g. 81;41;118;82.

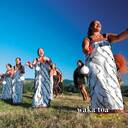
87;20;101;37
7;64;12;68
77;60;84;67
37;48;44;56
15;57;25;74
87;20;96;37
15;57;21;65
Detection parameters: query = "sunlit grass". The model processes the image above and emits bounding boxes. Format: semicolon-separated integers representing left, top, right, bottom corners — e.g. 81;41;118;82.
0;81;128;128
0;92;128;128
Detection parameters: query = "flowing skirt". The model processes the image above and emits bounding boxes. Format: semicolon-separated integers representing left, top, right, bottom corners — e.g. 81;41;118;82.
12;71;24;104
87;41;124;110
1;77;12;100
32;63;51;107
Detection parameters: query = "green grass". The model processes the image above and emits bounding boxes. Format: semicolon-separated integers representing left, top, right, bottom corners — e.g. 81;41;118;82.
0;80;128;128
0;92;128;128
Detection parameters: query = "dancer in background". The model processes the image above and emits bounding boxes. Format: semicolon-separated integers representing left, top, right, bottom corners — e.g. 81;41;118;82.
0;64;14;100
73;60;90;101
51;64;61;98
26;48;51;108
57;70;63;97
54;67;63;98
50;63;63;98
82;20;128;112
12;57;25;104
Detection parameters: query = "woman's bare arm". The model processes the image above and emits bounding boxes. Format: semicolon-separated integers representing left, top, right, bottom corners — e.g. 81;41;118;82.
82;38;90;55
26;59;37;69
108;29;128;43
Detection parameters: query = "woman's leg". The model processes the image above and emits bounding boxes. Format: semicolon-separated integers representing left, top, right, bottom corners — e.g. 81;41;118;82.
79;84;90;101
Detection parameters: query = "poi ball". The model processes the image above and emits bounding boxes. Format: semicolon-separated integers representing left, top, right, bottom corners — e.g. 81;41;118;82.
80;65;89;75
3;81;6;85
20;76;25;81
36;66;40;71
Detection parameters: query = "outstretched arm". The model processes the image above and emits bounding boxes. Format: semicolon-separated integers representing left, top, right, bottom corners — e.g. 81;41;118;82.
26;59;37;69
108;28;128;43
26;62;33;69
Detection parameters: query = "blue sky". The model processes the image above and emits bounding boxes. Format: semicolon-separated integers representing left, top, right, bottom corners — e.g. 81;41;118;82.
0;0;128;81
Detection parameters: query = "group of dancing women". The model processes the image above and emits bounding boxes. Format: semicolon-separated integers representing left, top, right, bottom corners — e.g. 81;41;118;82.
0;48;63;108
0;58;25;104
0;20;128;113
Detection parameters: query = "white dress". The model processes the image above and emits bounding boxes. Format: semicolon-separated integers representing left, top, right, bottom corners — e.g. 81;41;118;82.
86;40;124;110
1;76;12;100
12;71;24;104
32;62;51;107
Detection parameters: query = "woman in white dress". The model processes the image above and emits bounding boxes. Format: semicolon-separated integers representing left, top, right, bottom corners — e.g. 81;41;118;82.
0;64;14;100
26;48;51;108
12;57;25;104
82;20;128;112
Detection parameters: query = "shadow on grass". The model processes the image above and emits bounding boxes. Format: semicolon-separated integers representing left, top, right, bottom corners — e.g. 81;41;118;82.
1;99;32;108
23;94;33;99
51;105;78;112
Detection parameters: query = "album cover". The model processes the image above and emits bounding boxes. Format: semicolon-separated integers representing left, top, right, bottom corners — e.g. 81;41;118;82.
0;0;128;128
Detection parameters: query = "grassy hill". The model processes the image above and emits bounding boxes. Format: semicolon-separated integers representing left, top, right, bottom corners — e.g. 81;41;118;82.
0;80;128;128
63;79;74;86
